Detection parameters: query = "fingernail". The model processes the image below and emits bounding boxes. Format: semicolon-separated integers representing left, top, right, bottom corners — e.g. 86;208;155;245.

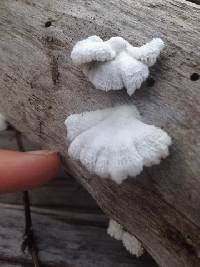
26;150;57;155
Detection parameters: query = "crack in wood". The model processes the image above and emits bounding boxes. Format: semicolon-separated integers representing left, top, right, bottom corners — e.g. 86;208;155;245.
50;55;60;85
165;227;198;258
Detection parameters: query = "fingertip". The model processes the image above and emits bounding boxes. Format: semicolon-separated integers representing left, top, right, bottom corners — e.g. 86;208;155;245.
0;150;61;193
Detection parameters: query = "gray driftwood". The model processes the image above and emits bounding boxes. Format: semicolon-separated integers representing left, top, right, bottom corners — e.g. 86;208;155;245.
0;130;157;267
0;0;200;266
0;203;157;267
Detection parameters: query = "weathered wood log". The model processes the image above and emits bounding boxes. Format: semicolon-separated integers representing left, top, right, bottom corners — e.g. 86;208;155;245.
0;131;157;266
0;0;200;266
0;204;157;267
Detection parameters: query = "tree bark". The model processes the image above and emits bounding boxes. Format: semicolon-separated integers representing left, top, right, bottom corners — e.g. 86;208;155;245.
0;0;200;266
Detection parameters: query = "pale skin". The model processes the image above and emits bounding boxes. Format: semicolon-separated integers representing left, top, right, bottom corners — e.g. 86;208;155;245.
0;150;61;193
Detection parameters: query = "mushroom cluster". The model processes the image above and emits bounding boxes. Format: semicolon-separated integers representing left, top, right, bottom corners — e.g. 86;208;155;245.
66;35;171;184
66;35;172;256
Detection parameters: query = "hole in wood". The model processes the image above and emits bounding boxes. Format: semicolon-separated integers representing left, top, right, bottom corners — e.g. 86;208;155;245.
45;21;52;27
146;77;155;87
190;73;199;81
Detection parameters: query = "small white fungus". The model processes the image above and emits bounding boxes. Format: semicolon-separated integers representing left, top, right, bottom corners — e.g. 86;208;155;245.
71;36;165;96
107;219;144;257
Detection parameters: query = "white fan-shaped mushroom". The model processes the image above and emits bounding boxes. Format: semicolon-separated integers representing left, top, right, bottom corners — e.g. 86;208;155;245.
65;105;171;184
107;219;144;257
71;36;165;96
0;113;7;131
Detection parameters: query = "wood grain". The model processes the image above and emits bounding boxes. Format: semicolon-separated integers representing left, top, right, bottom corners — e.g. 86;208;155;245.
0;131;156;266
0;175;100;211
0;0;200;266
0;204;157;267
0;263;23;267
